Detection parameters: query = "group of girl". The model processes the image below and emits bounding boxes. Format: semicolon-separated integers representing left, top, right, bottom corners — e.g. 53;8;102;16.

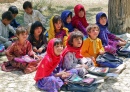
0;3;127;92
34;4;127;92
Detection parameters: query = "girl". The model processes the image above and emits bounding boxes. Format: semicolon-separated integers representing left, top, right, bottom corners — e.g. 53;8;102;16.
34;38;77;92
81;24;105;66
61;10;74;32
62;31;89;77
4;26;38;73
28;21;47;54
48;15;68;46
72;4;89;37
96;12;126;54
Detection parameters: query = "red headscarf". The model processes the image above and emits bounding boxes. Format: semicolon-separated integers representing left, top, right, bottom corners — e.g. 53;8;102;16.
72;4;89;28
62;33;83;61
34;38;61;82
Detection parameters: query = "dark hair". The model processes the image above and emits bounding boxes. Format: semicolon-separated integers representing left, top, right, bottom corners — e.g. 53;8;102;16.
23;1;32;9
2;11;13;20
67;12;72;18
80;8;84;11
68;30;83;46
54;38;63;46
8;6;18;14
101;13;107;18
53;15;63;30
30;21;45;36
16;26;28;35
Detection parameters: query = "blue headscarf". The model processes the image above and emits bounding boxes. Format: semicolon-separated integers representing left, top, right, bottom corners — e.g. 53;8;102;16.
96;12;110;46
61;10;74;32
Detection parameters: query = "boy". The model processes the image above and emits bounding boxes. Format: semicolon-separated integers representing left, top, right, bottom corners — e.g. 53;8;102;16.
8;6;20;38
23;1;46;32
0;11;16;48
81;24;105;66
8;6;20;29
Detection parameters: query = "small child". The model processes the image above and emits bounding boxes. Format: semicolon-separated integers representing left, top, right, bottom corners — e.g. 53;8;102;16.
8;6;20;29
96;12;126;54
0;11;16;48
72;4;89;37
28;21;47;54
23;1;46;32
81;24;105;66
61;10;74;32
8;6;20;38
48;15;68;46
62;31;89;77
34;38;77;92
5;26;38;73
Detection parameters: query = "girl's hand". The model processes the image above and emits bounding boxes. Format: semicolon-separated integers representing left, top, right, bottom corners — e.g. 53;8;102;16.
99;50;105;55
82;64;88;69
91;57;98;67
61;72;71;79
118;40;127;46
33;47;38;53
37;48;43;53
58;69;66;76
5;51;12;57
33;53;39;60
119;38;125;42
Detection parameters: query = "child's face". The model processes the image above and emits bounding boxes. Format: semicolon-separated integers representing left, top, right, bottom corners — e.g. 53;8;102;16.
66;15;71;24
88;28;99;39
34;27;42;36
17;32;28;41
78;10;84;18
54;44;63;56
24;8;33;14
54;20;62;31
12;14;17;18
2;19;11;25
72;37;83;48
99;17;107;26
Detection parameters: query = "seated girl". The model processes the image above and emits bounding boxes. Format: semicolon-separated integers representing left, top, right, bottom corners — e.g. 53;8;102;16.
62;31;89;77
81;24;105;66
34;38;77;92
61;10;74;33
72;4;89;37
96;12;126;54
4;26;38;73
48;15;68;46
28;21;47;54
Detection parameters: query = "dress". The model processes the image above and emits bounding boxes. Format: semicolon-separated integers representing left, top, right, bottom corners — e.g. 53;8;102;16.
96;12;118;54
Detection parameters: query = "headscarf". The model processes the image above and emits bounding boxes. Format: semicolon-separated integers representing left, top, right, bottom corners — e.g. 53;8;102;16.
34;38;61;82
96;12;110;46
61;10;74;32
62;33;83;59
72;4;88;28
48;16;69;42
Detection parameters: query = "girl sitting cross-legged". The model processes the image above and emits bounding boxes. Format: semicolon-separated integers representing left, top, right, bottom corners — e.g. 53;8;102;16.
34;38;78;92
